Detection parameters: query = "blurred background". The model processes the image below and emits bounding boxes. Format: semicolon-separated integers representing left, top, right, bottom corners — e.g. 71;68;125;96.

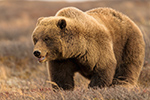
0;0;150;98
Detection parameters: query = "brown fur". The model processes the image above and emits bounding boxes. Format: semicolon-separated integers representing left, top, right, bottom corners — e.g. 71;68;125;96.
32;7;145;90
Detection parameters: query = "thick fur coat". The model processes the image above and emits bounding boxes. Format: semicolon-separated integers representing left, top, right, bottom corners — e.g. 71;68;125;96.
32;7;145;90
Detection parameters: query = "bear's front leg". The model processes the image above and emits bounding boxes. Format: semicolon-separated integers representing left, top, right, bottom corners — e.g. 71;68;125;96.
89;60;116;88
89;46;117;89
48;59;78;90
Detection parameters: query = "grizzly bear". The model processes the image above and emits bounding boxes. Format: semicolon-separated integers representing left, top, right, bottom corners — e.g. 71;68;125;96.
32;7;145;90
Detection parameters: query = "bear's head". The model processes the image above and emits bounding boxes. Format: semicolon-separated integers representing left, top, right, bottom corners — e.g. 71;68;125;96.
32;17;86;62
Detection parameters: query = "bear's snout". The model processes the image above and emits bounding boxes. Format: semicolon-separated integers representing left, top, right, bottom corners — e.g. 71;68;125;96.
33;50;41;58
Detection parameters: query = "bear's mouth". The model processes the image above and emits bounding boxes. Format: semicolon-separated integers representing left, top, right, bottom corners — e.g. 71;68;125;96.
38;54;47;63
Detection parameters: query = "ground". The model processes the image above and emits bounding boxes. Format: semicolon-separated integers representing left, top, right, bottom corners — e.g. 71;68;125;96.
0;0;150;99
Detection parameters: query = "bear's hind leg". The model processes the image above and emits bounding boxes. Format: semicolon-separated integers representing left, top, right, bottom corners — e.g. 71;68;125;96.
112;63;143;87
112;35;145;87
112;64;138;87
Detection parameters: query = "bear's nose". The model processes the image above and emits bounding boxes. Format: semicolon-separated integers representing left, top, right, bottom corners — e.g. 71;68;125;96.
33;51;41;58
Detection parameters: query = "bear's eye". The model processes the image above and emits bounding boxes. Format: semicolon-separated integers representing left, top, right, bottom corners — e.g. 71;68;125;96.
43;36;51;42
34;38;38;45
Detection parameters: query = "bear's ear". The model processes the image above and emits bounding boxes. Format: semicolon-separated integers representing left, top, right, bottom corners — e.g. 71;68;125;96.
57;19;66;29
36;17;44;25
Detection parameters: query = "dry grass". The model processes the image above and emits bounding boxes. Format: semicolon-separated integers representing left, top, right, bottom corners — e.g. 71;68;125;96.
0;0;150;100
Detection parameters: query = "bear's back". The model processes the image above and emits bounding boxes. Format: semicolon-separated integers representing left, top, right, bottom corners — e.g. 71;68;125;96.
86;7;129;35
86;8;144;66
